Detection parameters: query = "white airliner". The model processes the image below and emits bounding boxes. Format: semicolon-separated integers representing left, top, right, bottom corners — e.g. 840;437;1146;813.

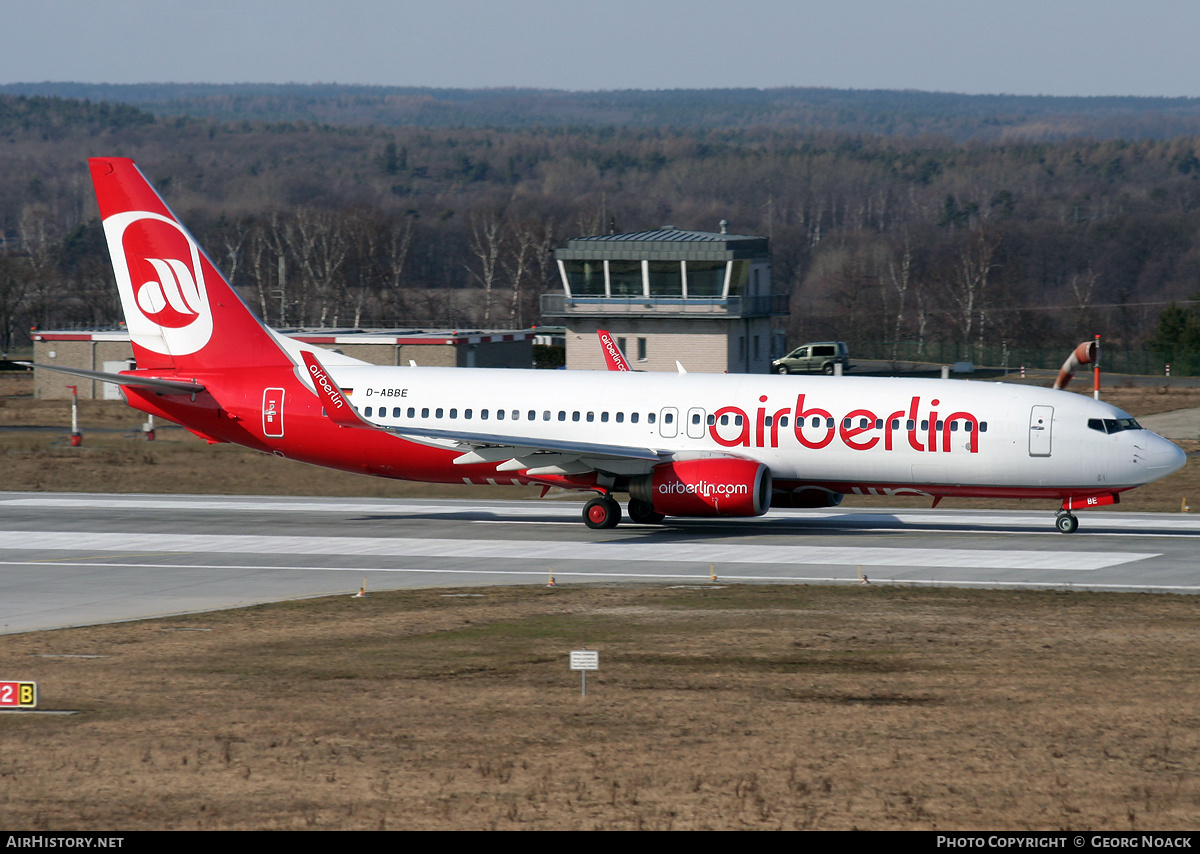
54;158;1186;533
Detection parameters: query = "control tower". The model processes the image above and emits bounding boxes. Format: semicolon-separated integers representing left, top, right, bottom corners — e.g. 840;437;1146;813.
542;224;787;373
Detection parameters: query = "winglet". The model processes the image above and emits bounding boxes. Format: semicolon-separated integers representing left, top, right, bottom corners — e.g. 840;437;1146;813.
301;350;374;429
598;329;632;371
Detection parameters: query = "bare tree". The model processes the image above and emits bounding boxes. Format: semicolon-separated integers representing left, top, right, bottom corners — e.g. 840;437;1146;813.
466;210;503;326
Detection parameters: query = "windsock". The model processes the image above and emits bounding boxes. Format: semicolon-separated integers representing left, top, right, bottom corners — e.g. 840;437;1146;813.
1053;340;1098;390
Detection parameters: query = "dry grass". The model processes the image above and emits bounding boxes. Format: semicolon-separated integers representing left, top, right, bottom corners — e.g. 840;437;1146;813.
2;584;1200;830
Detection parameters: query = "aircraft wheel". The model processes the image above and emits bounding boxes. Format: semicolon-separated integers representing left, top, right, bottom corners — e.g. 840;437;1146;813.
584;496;622;529
1055;513;1079;534
775;365;789;375
628;499;665;525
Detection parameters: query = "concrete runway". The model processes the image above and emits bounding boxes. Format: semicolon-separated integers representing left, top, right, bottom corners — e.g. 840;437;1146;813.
2;491;1200;634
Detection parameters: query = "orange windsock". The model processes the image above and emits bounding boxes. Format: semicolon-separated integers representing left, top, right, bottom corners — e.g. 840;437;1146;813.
1053;340;1098;390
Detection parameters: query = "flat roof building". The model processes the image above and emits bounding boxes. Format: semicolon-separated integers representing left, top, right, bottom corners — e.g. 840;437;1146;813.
31;328;535;399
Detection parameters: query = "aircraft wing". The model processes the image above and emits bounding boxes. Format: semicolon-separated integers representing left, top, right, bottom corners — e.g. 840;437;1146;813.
23;363;206;394
301;350;668;477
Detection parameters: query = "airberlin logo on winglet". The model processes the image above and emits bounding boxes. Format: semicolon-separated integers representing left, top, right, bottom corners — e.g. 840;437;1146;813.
307;363;347;410
599;331;630;371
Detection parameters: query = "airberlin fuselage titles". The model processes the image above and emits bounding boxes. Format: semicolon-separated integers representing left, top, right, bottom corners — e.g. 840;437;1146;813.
71;157;1185;532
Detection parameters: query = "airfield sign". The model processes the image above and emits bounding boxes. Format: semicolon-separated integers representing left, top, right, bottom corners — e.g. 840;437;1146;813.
0;681;36;708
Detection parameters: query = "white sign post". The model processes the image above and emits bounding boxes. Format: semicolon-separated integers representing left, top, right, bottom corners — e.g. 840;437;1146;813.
570;649;599;698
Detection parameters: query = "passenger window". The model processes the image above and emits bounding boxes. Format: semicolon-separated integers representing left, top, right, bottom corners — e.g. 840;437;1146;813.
465;409;472;419
528;410;536;421
825;418;833;429
512;410;519;420
436;408;444;418
980;422;988;432
601;412;609;422
779;416;789;427
721;415;729;426
734;415;743;426
616;412;625;423
408;407;415;418
662;413;671;424
481;409;489;420
496;409;504;420
572;411;580;422
630;413;638;423
587;412;594;422
365;406;373;417
543;411;551;421
558;411;566;421
648;413;656;424
450;408;457;419
422;407;430;418
921;420;928;430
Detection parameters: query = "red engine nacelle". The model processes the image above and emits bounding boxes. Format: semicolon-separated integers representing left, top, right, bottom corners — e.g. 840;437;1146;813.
630;458;772;518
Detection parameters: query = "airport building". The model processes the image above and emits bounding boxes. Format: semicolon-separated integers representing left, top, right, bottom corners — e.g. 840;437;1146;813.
30;328;535;399
543;224;788;373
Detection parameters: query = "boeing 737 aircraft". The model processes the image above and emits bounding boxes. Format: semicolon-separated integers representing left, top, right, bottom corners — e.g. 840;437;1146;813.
53;158;1186;533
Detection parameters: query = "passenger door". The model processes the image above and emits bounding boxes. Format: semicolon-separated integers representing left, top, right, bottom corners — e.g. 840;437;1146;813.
1029;406;1053;457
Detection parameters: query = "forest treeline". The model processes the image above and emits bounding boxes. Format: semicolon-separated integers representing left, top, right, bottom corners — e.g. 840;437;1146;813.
9;83;1200;141
3;92;1200;372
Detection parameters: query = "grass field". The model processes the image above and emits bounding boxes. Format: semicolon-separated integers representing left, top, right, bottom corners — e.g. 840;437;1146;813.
3;585;1200;830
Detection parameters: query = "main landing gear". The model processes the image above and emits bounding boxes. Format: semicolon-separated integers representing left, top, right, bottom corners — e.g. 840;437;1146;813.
1055;511;1079;534
582;496;667;529
583;495;622;529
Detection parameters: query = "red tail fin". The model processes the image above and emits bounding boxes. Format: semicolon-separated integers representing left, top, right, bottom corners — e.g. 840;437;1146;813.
89;158;287;373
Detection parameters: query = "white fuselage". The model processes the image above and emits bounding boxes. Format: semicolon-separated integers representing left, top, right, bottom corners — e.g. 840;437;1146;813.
324;365;1184;497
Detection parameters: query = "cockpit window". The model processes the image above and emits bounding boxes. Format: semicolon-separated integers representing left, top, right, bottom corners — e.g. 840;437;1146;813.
1088;417;1142;434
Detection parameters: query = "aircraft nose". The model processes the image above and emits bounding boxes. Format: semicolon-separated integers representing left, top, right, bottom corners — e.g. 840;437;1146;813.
1145;433;1187;478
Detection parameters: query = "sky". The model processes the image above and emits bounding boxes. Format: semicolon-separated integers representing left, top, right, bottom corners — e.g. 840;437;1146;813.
2;0;1199;98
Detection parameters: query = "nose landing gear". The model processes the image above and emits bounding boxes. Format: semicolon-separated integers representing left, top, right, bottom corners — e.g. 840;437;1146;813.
1055;512;1079;534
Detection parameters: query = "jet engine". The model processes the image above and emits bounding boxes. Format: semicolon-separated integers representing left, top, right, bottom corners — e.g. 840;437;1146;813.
629;458;771;518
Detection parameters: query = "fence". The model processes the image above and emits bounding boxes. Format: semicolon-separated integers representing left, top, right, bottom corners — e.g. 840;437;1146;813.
848;340;1189;377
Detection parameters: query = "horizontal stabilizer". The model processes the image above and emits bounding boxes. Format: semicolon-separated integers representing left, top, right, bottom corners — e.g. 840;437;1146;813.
24;363;205;394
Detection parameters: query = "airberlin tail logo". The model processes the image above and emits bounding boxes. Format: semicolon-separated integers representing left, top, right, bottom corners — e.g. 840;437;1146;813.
138;257;202;327
104;211;214;356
